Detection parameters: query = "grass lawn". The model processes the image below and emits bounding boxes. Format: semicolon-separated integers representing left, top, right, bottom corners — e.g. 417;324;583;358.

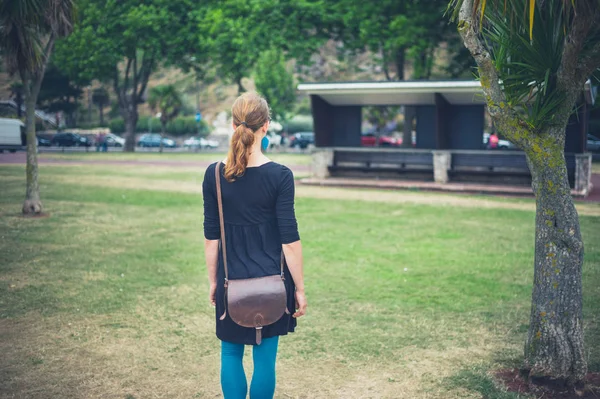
593;161;600;174
1;160;599;398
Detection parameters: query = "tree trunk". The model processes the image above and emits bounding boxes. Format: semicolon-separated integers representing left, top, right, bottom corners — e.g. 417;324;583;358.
123;109;137;152
16;93;23;118
523;137;586;384
159;121;166;153
236;77;245;94
394;48;405;80
87;88;92;123
99;104;104;126
402;106;416;148
22;79;42;215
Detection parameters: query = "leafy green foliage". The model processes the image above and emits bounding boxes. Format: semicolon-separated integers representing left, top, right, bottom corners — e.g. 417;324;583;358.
0;0;76;75
165;116;209;137
254;49;296;121
109;116;209;136
364;106;401;133
449;0;600;130
283;114;313;133
53;0;204;149
38;63;85;125
330;0;455;80
148;85;183;132
483;0;567;128
197;0;329;91
55;0;202;84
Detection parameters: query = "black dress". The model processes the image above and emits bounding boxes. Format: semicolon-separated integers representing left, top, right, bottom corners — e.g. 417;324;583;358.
202;161;300;345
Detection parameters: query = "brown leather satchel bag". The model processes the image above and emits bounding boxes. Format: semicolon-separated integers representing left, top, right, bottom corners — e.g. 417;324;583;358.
215;162;289;345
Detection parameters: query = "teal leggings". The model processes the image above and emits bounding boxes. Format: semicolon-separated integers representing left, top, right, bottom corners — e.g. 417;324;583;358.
220;336;279;399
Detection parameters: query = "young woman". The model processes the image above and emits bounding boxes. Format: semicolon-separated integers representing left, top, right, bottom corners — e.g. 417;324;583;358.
202;92;307;399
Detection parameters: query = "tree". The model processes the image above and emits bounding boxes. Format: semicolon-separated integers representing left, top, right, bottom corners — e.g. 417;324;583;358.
449;0;600;384
38;63;85;127
331;0;452;81
364;106;401;140
55;0;204;152
0;0;77;215
92;87;109;126
147;85;182;153
9;82;24;118
199;0;330;93
330;0;455;147
254;49;296;122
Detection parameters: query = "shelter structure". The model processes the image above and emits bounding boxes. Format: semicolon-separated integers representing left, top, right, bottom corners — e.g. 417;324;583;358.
298;80;595;196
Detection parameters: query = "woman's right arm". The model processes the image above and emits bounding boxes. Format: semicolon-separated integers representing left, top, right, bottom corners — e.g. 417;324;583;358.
276;168;307;318
282;241;306;318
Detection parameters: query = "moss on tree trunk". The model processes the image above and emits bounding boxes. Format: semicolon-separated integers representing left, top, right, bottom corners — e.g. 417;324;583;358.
524;140;586;383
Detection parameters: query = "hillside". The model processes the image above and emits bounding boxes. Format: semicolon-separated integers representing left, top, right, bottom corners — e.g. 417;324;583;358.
1;39;458;127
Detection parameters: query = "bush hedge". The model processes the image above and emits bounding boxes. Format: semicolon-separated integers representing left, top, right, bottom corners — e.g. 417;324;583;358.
108;116;209;136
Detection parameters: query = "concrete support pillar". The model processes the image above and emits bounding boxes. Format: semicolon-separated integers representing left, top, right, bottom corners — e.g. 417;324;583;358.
575;153;592;196
311;148;334;179
433;151;451;184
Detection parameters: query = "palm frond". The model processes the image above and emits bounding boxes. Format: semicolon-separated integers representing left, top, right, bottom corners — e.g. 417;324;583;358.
0;0;77;74
448;0;593;129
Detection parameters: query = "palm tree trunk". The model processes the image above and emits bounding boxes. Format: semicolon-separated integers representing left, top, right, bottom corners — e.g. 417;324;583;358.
16;92;23;118
22;77;42;215
159;121;165;153
99;104;104;126
524;139;586;384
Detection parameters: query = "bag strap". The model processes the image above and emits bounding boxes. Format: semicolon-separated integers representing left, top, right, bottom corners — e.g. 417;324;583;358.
214;162;285;284
215;162;229;282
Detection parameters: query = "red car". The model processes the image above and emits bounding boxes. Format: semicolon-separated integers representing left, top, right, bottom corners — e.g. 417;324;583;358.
361;133;401;147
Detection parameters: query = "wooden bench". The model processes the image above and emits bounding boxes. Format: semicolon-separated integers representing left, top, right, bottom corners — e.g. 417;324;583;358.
328;150;434;174
448;151;576;187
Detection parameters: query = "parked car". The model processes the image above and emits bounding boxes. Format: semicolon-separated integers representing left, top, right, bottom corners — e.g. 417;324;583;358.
288;132;314;149
0;117;25;153
51;132;91;147
36;134;52;147
105;133;125;147
137;133;176;148
184;136;218;149
361;132;401;147
587;134;600;152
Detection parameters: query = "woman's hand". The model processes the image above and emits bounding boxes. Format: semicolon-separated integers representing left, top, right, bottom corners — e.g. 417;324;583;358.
293;290;307;318
209;283;217;307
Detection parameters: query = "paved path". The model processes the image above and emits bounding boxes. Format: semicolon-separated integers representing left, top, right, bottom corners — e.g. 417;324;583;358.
301;176;600;203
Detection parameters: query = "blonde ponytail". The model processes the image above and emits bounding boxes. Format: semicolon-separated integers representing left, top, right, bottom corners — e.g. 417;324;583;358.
224;124;255;181
224;92;270;182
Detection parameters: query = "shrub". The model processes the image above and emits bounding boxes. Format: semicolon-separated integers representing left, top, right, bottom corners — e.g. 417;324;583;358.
108;118;125;134
284;115;313;133
108;116;209;136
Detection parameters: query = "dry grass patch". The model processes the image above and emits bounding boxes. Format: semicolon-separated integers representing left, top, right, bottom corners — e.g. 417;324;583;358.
0;305;521;399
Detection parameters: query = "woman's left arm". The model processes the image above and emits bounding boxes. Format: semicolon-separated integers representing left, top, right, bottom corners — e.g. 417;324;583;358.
203;165;221;306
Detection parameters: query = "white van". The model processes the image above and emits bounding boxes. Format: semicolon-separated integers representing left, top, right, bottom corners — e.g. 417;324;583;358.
0;118;25;153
